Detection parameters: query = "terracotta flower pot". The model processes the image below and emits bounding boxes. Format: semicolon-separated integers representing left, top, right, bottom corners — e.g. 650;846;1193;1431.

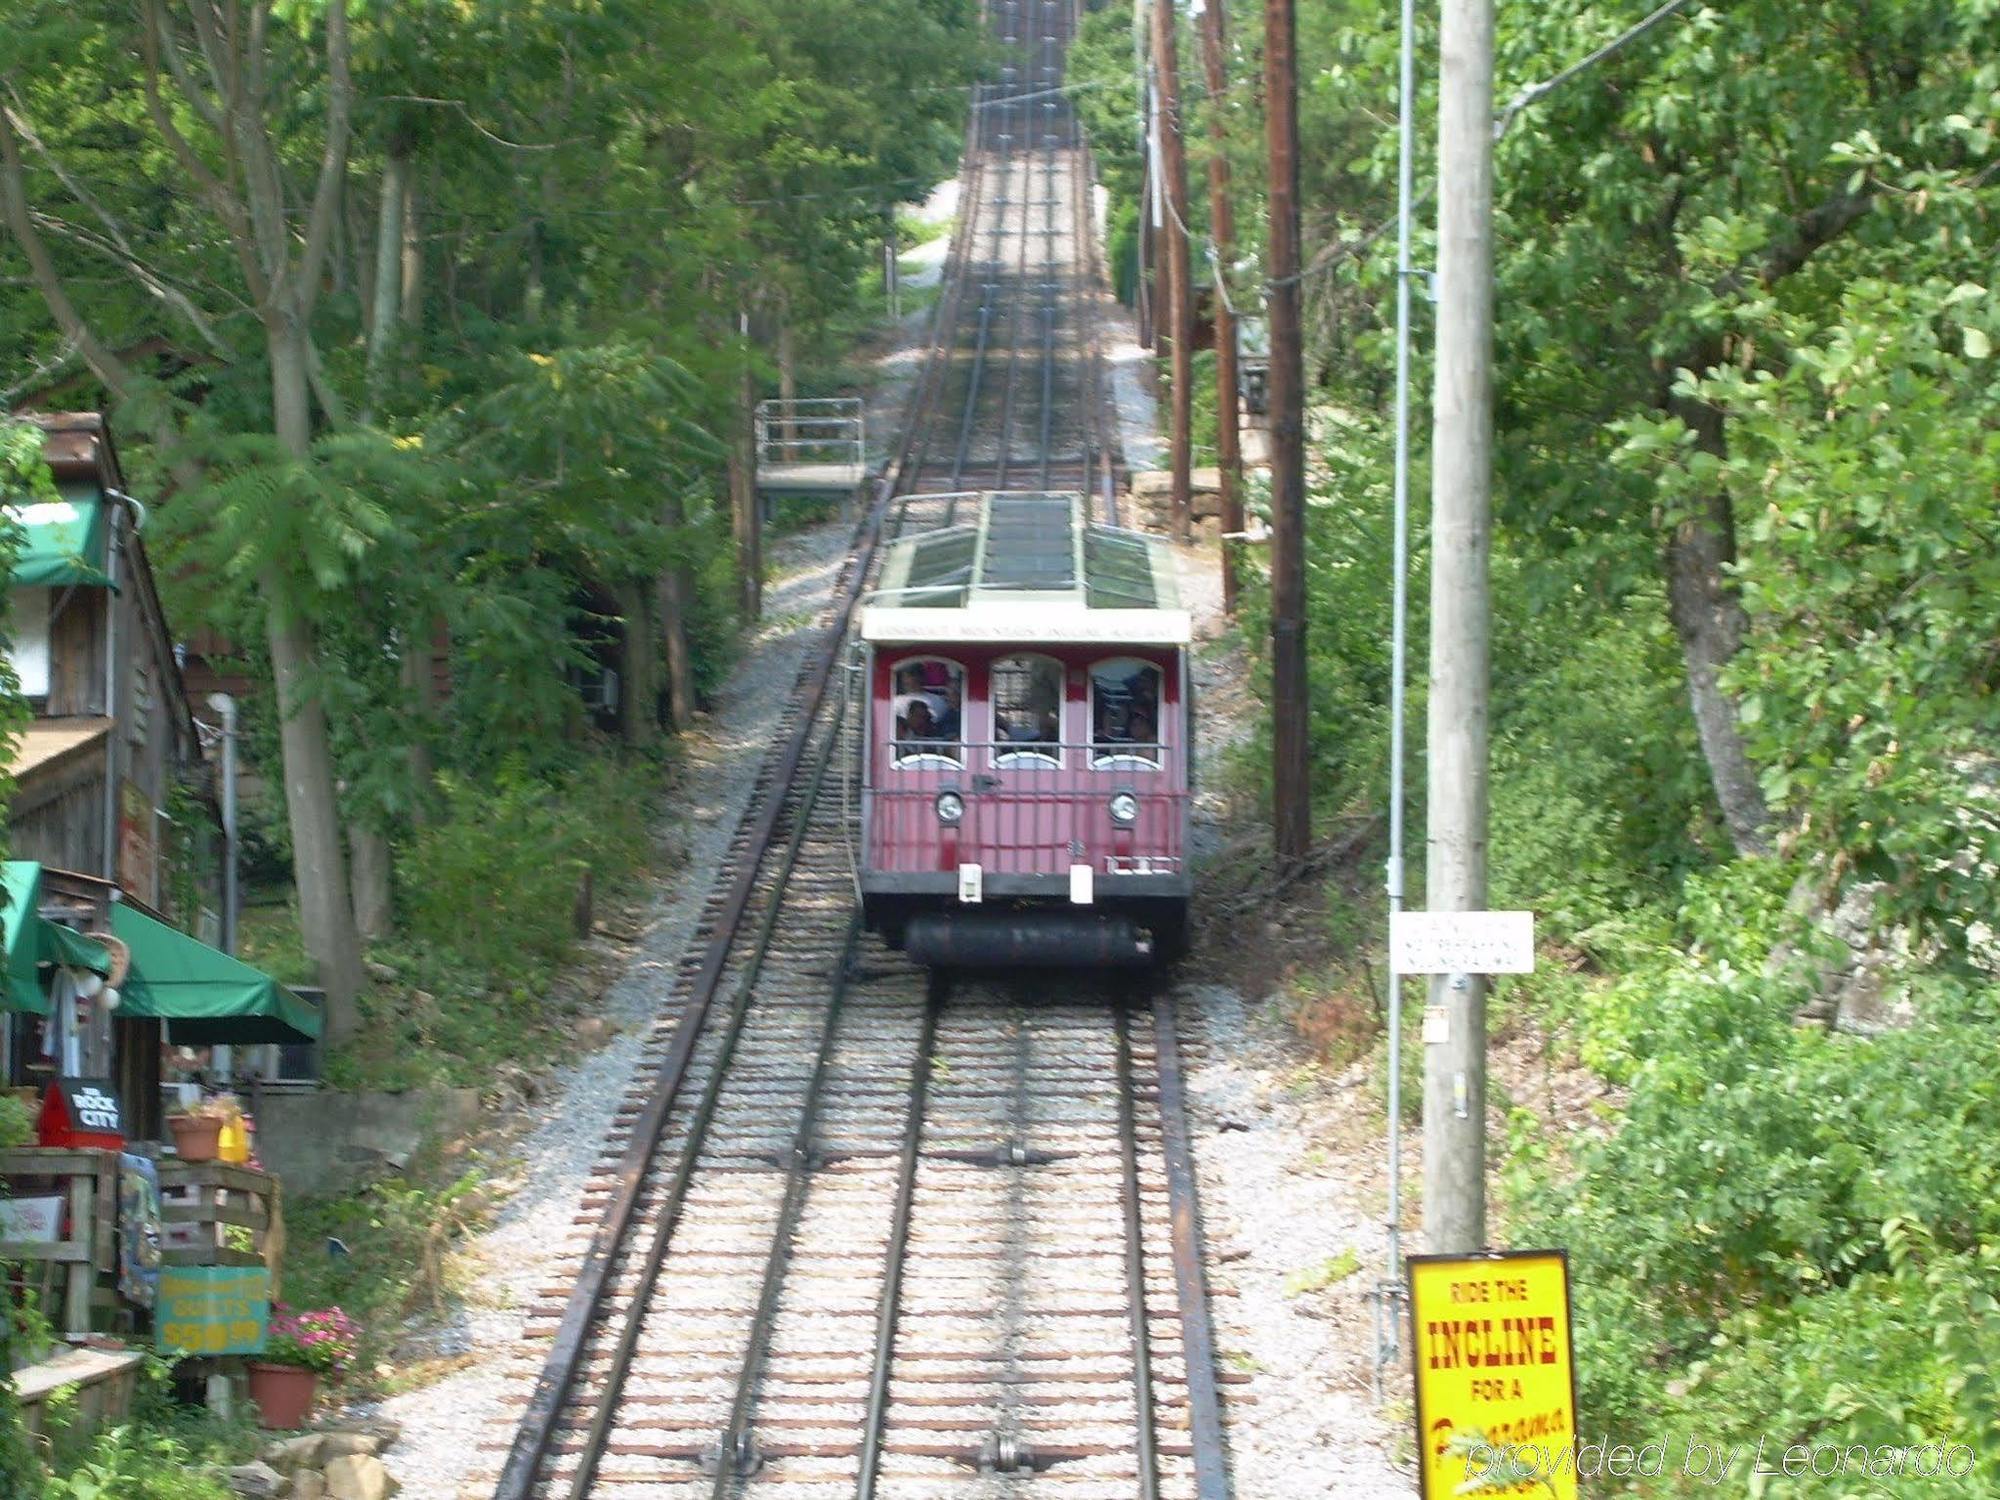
168;1114;223;1162
247;1361;319;1429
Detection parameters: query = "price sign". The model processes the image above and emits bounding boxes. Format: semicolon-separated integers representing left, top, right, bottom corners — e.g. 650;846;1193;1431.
156;1265;269;1357
1390;910;1536;974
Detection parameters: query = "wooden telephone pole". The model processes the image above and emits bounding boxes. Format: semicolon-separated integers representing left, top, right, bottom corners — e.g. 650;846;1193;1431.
1197;0;1243;613
1151;0;1195;542
1264;0;1309;864
1423;0;1496;1254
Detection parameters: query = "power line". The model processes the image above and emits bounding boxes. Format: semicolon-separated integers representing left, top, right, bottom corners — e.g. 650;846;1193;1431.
1494;0;1699;139
1224;0;1707;295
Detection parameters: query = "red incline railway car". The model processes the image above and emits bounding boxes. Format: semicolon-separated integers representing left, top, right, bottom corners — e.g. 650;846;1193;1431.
856;492;1192;968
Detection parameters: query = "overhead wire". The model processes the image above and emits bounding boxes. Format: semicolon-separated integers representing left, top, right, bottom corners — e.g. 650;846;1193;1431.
1162;0;1706;300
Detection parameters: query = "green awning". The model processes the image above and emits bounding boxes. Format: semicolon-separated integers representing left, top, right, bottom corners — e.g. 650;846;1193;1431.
113;903;323;1044
8;489;112;588
2;861;114;1016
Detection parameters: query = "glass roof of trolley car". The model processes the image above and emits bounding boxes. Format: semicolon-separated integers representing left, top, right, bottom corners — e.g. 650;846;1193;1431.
870;492;1181;620
862;491;1189;645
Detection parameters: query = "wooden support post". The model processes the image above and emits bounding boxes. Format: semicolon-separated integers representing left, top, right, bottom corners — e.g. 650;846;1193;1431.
1198;0;1244;611
1152;0;1195;542
64;1167;93;1338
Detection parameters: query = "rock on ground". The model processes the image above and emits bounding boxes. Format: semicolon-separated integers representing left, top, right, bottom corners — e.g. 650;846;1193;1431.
325;1454;401;1500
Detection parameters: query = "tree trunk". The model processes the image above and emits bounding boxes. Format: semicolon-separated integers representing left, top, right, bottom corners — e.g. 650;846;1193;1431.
616;580;661;747
659;493;697;731
730;317;763;619
364;145;409;403
1664;388;1771;855
348;822;392;940
776;303;796;450
268;313;365;1039
400;639;437;824
399;165;423;332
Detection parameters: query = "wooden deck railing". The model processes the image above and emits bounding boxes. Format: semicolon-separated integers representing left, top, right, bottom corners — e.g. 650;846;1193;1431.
0;1148;279;1338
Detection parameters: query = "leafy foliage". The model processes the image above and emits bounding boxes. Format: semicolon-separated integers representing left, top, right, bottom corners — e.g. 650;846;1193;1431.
0;0;979;1004
1511;867;2000;1475
42;1424;237;1500
1620;275;2000;942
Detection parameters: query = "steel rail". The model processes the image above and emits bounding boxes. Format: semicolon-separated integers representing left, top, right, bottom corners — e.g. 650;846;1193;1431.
1114;1000;1164;1500
706;912;865;1495
1040;82;1072;490
949;301;996;490
988;999;1034;1476
492;75;993;1500
1067;130;1120;526
981;4;1038;494
990;73;1039;491
902;142;994;498
1036;14;1064;493
1153;991;1232;1500
998;5;1059;492
556;712;848;1500
853;971;945;1499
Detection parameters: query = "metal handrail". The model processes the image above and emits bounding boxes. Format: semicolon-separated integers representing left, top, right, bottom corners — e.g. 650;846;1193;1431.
870;736;1174;773
755;397;866;472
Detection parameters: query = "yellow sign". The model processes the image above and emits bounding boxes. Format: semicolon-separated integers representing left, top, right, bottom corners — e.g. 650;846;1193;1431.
1408;1249;1579;1499
156;1265;269;1357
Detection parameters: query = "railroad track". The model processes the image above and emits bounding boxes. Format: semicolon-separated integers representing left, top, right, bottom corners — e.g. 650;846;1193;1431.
485;2;1221;1495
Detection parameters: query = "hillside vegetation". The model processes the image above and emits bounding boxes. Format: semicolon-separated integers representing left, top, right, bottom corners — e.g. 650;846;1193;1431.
0;0;980;1042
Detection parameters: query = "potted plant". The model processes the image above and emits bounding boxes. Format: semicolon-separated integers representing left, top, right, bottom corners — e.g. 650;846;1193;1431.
165;1096;234;1162
248;1305;359;1430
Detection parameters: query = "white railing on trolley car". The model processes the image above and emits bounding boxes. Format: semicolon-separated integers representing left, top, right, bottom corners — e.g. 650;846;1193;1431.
865;737;1187;877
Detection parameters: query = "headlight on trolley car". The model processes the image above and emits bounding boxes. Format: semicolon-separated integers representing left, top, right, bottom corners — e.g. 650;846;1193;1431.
935;790;966;825
1108;791;1140;826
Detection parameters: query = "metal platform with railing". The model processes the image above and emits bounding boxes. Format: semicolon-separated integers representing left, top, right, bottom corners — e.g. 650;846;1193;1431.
753;396;867;496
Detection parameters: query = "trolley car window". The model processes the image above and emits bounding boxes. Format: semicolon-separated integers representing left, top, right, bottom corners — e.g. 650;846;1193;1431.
1091;659;1162;768
990;654;1063;765
892;657;964;766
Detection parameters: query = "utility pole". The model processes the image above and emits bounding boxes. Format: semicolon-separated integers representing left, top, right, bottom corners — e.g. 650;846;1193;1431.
1133;1;1154;349
1151;0;1194;542
1423;0;1496;1254
1196;0;1243;611
1264;0;1310;865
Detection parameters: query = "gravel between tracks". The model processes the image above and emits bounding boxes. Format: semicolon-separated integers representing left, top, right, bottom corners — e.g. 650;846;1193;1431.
369;519;855;1500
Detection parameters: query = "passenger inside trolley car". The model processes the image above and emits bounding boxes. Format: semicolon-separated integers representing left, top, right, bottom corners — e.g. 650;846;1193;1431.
893;659;964;760
993;655;1061;745
1092;659;1163;763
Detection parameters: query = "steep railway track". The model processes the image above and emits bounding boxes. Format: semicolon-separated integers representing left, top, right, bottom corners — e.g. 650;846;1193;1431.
486;3;1220;1495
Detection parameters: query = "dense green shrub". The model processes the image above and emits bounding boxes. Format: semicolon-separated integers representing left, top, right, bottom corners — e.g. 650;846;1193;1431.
399;756;656;982
1509;863;2000;1482
44;1425;236;1500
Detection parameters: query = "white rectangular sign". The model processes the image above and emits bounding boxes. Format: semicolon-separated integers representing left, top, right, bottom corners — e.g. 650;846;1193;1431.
0;1195;63;1244
1390;910;1536;974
